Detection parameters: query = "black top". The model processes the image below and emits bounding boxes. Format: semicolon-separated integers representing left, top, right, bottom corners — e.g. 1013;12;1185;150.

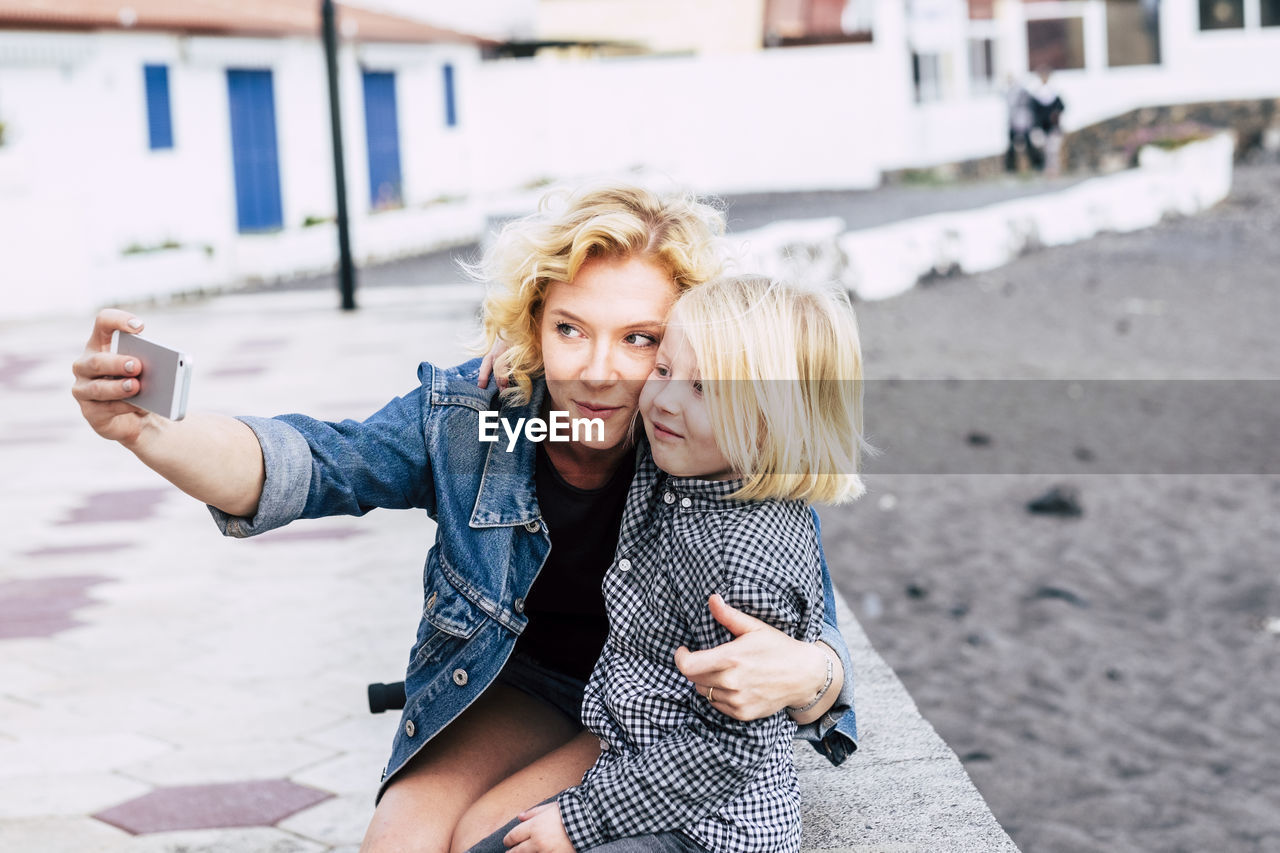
514;442;637;682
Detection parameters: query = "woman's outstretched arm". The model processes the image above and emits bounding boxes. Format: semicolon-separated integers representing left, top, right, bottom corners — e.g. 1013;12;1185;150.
71;310;266;516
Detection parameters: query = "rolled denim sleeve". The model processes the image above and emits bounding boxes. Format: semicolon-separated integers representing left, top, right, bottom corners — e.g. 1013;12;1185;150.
207;415;314;538
206;371;437;537
794;508;858;764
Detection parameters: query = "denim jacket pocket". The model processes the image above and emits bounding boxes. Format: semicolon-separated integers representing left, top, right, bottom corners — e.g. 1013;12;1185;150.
412;549;487;670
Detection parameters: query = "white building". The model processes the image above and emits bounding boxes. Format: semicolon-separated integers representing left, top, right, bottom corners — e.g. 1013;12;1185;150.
0;0;487;318
460;0;1279;192
2;0;1278;317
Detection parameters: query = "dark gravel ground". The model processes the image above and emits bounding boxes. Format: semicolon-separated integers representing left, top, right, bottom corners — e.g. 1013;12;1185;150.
817;162;1280;853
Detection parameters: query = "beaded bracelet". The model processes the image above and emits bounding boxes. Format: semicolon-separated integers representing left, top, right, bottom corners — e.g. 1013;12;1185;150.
786;650;834;713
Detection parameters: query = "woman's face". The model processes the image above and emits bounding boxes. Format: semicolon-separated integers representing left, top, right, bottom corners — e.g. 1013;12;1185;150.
540;254;677;452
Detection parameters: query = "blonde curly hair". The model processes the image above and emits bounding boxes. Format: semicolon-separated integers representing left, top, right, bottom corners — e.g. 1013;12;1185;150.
477;182;726;404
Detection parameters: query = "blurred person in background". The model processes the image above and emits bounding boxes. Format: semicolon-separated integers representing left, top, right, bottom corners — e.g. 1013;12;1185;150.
1004;73;1036;174
70;183;859;853
1028;67;1067;177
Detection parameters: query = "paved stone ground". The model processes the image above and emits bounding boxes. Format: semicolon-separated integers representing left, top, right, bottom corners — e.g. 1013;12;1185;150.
1;278;1018;852
824;162;1280;853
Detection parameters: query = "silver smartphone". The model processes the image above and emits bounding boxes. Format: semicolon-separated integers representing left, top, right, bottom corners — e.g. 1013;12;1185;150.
110;331;193;421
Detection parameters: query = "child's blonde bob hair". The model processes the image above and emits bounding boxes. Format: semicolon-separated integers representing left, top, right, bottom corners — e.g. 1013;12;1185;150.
478;182;725;404
673;275;871;505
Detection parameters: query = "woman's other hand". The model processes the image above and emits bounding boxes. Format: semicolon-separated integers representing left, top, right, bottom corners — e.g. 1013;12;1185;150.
477;338;511;390
674;593;843;724
503;801;574;852
71;309;152;446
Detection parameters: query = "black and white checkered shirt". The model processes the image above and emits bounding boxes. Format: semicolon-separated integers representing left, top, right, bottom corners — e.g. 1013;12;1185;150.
558;449;823;853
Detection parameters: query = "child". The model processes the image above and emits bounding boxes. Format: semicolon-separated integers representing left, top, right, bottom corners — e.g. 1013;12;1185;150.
470;275;869;853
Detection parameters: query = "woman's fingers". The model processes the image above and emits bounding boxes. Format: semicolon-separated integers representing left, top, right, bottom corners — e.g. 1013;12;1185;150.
86;309;143;351
72;376;140;402
72;350;140;383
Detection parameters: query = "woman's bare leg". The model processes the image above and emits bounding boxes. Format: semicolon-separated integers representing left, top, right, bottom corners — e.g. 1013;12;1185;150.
449;729;602;853
359;684;581;853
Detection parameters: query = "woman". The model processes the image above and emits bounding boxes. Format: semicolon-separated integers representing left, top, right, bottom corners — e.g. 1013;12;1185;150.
70;183;857;853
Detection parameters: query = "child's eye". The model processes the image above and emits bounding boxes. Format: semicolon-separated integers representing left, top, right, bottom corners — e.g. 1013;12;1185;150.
692;380;704;396
557;323;583;338
624;332;659;347
653;363;670;378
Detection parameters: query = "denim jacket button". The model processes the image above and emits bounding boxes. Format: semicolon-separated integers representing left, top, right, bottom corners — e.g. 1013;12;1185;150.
662;491;675;504
617;558;632;572
452;668;469;686
404;720;416;737
513;597;525;614
524;520;541;533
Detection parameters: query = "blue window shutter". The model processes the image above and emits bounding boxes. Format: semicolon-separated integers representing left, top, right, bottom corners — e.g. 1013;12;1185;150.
363;70;404;209
227;69;284;232
144;64;174;150
442;63;457;128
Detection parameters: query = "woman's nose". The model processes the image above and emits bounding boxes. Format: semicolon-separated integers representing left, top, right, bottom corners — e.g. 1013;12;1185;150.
581;343;619;386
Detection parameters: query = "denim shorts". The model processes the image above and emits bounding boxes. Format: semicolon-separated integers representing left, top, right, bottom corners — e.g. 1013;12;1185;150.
494;651;587;725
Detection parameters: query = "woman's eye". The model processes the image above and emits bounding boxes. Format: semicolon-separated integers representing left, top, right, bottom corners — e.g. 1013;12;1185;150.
557;323;582;338
625;332;659;347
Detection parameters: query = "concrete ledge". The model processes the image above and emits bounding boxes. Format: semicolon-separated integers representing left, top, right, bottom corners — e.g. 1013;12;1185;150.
732;132;1235;303
799;591;1019;852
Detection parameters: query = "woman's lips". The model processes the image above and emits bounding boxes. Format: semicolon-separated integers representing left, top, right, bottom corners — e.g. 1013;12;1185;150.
573;400;624;418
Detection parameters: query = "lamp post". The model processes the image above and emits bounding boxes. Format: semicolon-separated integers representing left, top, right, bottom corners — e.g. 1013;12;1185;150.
322;0;357;310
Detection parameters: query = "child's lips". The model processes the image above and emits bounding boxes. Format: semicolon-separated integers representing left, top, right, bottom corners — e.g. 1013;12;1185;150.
651;420;683;440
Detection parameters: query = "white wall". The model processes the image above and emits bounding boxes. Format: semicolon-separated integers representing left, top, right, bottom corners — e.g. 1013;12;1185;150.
0;30;484;319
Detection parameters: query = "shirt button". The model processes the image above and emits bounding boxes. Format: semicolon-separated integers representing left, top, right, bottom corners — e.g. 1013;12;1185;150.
524;520;541;533
680;497;692;508
663;492;675;504
404;720;416;737
600;739;610;751
452;668;469;686
513;597;525;614
617;558;632;572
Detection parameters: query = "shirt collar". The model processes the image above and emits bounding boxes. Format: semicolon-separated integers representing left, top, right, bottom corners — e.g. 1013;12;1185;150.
469;379;547;528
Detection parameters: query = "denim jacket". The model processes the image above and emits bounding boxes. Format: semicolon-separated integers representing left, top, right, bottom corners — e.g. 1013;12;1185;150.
208;359;857;798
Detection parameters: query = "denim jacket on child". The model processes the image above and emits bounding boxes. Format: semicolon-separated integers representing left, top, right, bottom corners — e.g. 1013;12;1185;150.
207;359;857;799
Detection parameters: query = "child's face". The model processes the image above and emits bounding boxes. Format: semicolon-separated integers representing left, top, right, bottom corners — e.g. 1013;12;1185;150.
639;321;735;481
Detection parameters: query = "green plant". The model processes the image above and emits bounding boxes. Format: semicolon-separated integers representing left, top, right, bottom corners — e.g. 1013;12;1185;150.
302;214;334;227
0;120;7;147
121;239;184;256
522;175;555;190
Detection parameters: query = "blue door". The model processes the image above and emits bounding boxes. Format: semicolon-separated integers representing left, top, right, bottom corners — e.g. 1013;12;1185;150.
227;69;283;232
362;71;403;209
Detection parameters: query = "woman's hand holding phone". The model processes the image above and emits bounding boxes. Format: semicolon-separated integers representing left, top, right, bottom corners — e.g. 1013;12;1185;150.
71;309;266;517
71;309;155;446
